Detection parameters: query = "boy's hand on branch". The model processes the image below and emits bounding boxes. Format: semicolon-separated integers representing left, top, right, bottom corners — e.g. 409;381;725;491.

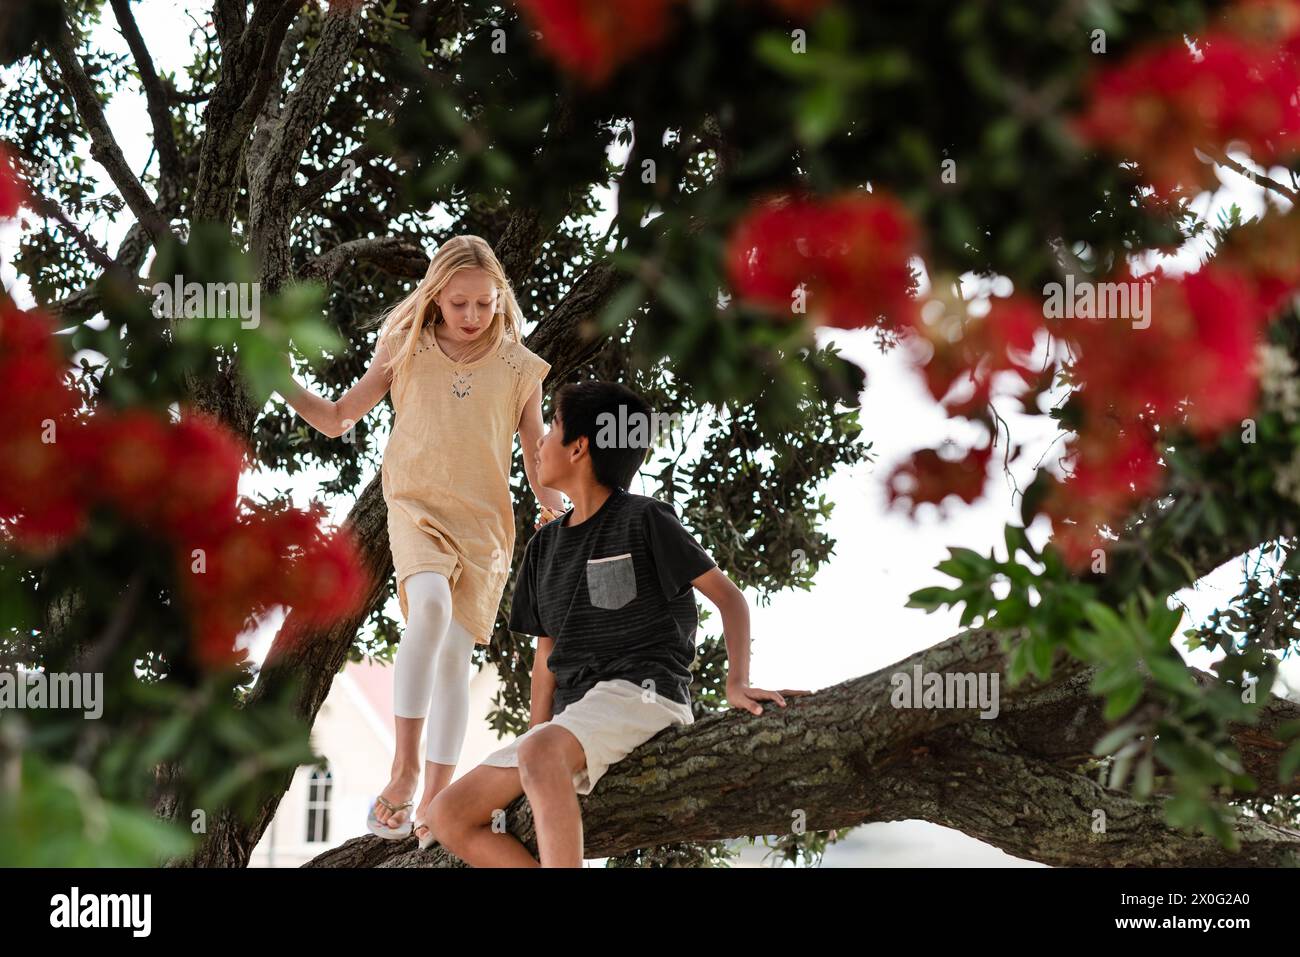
725;679;811;716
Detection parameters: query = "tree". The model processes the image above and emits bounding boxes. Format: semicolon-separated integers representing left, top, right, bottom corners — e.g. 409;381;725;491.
2;0;1298;868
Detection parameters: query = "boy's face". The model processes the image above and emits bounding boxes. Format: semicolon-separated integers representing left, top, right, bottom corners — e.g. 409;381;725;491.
535;409;581;493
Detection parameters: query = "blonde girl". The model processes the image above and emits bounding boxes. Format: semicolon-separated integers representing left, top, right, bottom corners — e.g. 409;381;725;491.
279;235;565;847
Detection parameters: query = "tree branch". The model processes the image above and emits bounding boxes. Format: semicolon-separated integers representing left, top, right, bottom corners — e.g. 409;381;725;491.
303;648;1300;868
108;0;183;189
48;25;174;243
249;2;365;289
297;236;430;283
1203;145;1300;203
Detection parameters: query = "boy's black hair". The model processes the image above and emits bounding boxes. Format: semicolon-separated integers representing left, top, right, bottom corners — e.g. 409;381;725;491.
553;380;654;491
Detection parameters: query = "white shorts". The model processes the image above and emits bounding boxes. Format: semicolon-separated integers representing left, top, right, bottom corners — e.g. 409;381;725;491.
480;679;694;795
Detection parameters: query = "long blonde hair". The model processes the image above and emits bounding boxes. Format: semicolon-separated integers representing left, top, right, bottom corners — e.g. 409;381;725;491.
373;235;524;381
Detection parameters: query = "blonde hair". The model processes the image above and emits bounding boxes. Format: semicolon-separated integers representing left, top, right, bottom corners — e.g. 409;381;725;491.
372;235;524;381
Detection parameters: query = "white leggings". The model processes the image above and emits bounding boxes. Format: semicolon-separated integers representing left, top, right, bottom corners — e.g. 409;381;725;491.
392;571;476;765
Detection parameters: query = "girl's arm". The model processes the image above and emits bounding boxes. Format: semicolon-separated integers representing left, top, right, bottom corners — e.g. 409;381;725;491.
278;335;395;438
529;635;557;727
517;381;566;517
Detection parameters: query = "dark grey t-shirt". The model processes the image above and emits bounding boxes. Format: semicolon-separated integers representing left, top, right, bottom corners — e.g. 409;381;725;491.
509;489;718;715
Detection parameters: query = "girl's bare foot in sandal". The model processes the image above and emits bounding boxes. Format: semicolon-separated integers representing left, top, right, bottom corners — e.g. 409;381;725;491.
367;767;419;838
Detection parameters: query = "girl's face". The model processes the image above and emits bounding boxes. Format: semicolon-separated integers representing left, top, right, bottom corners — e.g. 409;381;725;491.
435;268;498;344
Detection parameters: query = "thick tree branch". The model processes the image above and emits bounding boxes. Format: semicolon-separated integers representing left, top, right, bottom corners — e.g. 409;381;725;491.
108;0;183;189
250;3;365;289
190;0;304;224
48;26;174;242
295;143;383;212
213;0;248;51
298;236;430;283
303;647;1300;868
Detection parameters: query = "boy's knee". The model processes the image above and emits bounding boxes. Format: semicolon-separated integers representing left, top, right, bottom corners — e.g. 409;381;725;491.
428;790;465;844
517;729;577;782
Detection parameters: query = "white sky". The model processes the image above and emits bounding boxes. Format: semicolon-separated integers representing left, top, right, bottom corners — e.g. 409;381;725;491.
3;1;1297;865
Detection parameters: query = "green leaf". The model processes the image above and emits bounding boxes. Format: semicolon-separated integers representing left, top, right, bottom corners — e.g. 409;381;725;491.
1102;678;1144;721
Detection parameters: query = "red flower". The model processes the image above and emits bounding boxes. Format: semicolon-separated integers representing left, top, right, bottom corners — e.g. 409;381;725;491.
1215;206;1300;316
1069;265;1266;439
158;414;244;540
0;303;88;550
1045;425;1164;570
1072;31;1300;196
727;190;921;332
913;294;1041;415
515;0;681;87
886;444;992;515
93;410;176;526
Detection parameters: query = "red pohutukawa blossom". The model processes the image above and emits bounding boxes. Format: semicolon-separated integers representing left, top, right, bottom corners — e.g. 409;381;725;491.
1216;206;1300;316
0;302;89;549
181;505;367;668
1045;423;1165;569
514;0;681;87
1068;266;1267;439
0;144;24;219
727;190;921;331
515;0;830;86
886;444;993;515
1072;29;1300;196
913;294;1040;417
0;298;368;668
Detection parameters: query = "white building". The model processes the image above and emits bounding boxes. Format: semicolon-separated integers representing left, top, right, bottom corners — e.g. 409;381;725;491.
248;658;508;868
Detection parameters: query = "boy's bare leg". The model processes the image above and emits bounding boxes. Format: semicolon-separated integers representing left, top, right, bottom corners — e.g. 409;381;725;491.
431;765;540;867
516;726;588;868
413;759;456;840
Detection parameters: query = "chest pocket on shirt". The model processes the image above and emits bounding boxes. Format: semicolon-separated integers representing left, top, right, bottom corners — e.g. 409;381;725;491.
586;553;637;610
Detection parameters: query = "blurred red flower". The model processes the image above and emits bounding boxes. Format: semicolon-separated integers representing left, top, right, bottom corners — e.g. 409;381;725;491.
515;0;680;87
1072;31;1300;196
727;190;921;331
886;444;993;515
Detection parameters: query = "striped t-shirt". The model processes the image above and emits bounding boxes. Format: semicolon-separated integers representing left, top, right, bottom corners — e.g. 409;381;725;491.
509;488;718;715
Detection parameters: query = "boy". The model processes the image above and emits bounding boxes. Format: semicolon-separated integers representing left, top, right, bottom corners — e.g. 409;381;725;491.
430;380;799;867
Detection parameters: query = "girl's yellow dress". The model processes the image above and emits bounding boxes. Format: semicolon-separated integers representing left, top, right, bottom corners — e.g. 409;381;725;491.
381;320;551;645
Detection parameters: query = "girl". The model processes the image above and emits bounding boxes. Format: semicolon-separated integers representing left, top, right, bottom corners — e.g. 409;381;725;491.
279;235;566;847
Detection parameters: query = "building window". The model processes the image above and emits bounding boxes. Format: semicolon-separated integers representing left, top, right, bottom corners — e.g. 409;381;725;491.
306;765;332;843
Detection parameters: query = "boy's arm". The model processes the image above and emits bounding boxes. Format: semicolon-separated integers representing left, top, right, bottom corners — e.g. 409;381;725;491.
529;635;557;727
690;567;810;715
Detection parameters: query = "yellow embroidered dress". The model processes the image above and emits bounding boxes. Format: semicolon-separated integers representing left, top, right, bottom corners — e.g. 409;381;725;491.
381;320;551;645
